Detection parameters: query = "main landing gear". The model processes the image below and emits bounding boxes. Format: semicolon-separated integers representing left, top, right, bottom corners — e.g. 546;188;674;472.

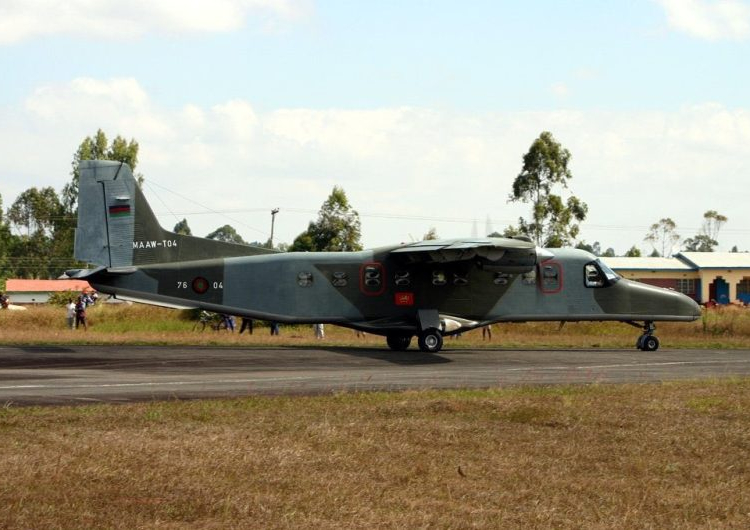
628;321;660;351
386;328;444;353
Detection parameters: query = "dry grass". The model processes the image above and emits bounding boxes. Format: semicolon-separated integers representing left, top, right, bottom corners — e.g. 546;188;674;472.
1;381;750;529
2;303;750;349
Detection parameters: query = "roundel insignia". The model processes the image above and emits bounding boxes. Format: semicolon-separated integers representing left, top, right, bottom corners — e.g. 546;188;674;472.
192;277;209;294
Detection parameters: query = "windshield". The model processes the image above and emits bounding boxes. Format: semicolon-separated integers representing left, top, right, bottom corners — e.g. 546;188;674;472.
596;259;620;283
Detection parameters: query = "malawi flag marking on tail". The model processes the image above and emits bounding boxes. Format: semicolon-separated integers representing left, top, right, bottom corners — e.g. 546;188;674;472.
109;205;131;217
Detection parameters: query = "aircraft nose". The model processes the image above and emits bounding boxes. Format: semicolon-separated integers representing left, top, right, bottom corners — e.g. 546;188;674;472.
683;295;702;319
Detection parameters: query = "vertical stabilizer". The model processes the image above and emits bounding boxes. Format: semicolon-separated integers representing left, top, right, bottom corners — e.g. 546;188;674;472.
74;160;276;268
75;160;135;267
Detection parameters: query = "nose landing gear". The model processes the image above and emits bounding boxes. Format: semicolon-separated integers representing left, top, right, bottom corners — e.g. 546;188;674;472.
633;321;659;351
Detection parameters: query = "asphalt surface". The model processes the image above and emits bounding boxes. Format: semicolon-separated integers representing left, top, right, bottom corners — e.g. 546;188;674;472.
1;345;750;406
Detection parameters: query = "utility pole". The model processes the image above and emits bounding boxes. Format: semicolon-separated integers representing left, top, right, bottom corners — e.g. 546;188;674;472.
270;208;279;248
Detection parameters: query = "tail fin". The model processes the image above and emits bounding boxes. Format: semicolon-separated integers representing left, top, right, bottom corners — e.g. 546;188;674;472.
74;160;275;268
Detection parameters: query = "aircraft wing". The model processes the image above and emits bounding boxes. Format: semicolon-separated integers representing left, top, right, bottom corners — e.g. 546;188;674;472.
390;237;551;271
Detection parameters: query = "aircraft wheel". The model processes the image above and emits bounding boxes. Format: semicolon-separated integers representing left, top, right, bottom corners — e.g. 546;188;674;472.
386;334;412;351
418;328;443;353
641;335;659;352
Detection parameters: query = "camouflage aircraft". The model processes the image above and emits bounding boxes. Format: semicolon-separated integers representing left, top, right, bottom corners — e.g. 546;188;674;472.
66;160;701;353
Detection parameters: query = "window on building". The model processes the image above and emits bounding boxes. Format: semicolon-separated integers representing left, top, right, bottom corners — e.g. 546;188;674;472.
676;279;695;295
738;278;750;297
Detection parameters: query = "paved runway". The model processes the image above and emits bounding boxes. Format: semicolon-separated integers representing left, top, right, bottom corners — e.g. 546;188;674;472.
1;345;750;406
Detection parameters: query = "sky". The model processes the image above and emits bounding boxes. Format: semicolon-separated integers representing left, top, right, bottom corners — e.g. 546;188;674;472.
1;0;749;254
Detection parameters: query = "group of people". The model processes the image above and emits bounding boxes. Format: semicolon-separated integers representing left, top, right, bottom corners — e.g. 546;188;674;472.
66;291;98;330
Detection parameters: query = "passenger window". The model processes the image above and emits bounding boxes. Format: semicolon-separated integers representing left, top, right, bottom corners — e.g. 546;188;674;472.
540;263;561;293
453;272;469;286
364;266;381;287
394;270;411;287
493;272;510;286
360;263;385;295
297;272;313;287
331;271;348;287
584;263;604;288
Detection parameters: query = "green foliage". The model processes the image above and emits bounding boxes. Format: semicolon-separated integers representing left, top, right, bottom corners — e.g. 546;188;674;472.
509;131;587;247
624;246;642;257
47;290;80;307
289;186;363;252
63;129;141;214
173;218;192;236
206;224;247;244
683;211;727;252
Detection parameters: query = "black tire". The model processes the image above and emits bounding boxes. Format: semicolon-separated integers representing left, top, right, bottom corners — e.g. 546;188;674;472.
642;335;659;352
418;328;443;353
386;334;412;351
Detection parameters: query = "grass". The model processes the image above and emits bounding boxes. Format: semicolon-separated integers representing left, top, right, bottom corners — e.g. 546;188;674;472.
2;302;750;349
1;381;750;528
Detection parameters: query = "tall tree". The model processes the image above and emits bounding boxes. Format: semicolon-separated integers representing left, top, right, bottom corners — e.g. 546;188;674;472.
683;210;727;252
289;186;362;252
62;129;140;214
5;187;66;278
423;227;439;240
173;218;192;236
644;218;679;257
0;193;13;279
7;187;62;237
509;131;587;247
206;225;246;244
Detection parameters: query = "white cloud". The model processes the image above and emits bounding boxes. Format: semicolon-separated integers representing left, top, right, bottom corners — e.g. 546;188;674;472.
2;78;750;251
656;0;750;40
0;0;311;44
550;82;569;98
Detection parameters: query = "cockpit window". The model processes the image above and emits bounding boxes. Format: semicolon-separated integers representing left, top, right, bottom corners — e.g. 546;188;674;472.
584;260;619;288
597;259;620;283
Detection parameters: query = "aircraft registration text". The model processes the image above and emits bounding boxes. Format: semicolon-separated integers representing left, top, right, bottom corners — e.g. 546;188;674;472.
133;240;178;249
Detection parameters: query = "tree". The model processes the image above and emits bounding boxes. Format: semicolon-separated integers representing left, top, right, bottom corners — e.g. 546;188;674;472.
509;131;587;247
289;186;363;252
683;210;727;252
624;246;642;257
62;129;141;214
173;218;192;236
602;247;616;257
5;187;66;278
423;227;439;240
7;187;62;237
206;225;246;244
644;218;679;258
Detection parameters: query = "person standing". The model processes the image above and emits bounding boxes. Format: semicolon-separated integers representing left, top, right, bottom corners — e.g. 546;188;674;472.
314;323;325;339
75;296;87;330
239;317;254;334
66;298;76;330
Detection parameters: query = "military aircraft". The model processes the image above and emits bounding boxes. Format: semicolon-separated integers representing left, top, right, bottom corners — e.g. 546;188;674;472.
66;160;701;353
